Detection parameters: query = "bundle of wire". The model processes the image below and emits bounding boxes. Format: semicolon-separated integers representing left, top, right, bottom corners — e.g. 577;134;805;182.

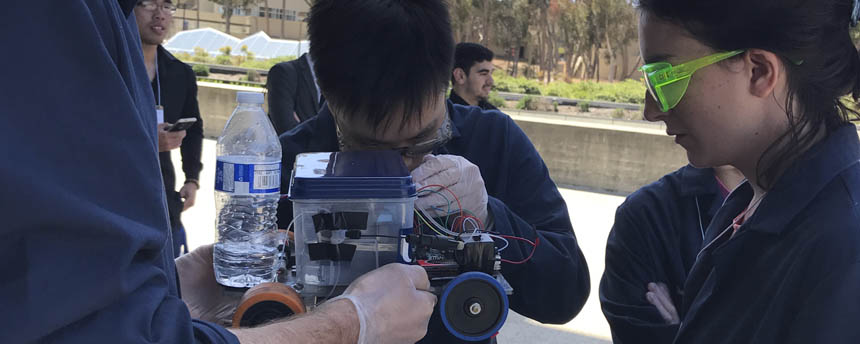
414;185;539;264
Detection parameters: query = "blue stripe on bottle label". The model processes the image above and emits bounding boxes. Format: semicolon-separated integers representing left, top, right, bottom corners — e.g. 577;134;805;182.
215;160;281;194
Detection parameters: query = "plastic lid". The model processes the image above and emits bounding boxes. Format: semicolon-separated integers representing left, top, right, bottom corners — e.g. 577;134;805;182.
237;91;264;104
289;151;417;200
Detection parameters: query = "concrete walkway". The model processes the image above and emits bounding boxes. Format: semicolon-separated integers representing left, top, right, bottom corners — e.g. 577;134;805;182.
175;139;623;343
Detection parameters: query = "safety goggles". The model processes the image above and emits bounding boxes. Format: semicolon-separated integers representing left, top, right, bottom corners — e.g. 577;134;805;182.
335;107;452;158
641;50;745;112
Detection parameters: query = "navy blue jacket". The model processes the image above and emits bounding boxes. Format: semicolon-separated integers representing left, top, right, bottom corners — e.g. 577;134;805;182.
0;1;236;343
675;125;860;343
277;103;590;342
600;166;723;344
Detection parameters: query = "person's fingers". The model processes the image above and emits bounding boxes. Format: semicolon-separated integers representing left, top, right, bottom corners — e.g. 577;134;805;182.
399;264;431;291
157;122;170;131
646;291;673;323
411;156;456;184
655;284;679;323
416;167;461;190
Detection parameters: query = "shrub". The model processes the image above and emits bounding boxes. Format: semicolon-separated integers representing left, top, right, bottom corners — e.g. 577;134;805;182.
516;95;536;110
245;70;261;82
578;101;590;113
612;108;625;119
488;91;506;109
215;54;232;65
192;64;209;77
174;52;192;62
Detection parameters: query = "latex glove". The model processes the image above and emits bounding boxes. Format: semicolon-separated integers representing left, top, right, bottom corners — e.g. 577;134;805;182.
330;263;436;344
175;244;243;327
180;182;198;211
158;122;186;152
646;282;680;325
411;154;489;226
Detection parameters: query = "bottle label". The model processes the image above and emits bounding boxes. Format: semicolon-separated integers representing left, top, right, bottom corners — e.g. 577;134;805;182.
215;160;281;194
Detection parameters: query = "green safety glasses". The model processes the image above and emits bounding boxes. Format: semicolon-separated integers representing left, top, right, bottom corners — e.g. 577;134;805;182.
640;50;745;112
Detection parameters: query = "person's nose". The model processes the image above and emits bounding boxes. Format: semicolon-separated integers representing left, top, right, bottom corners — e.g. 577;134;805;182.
642;90;668;122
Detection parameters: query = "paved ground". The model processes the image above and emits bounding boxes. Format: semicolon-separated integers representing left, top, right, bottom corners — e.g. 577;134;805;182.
175;139;624;343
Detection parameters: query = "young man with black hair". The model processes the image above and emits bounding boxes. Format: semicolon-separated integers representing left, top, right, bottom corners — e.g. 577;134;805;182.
134;0;203;258
450;42;497;110
278;1;591;342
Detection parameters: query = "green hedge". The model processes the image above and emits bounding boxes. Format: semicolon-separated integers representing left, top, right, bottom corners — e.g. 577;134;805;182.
493;70;647;104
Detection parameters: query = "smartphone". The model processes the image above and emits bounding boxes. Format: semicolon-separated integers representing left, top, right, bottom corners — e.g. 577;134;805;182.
166;118;197;132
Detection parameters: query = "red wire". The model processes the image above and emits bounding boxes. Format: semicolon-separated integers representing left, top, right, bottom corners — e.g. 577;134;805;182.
500;235;539;265
418;184;464;230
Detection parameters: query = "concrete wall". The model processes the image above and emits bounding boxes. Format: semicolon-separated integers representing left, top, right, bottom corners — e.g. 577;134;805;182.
505;111;688;193
197;83;688;194
197;82;268;137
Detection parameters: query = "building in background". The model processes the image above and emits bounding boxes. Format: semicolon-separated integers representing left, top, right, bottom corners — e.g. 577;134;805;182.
170;0;310;40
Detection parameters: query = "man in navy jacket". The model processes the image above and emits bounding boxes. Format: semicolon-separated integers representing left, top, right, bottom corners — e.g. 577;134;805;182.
277;1;590;342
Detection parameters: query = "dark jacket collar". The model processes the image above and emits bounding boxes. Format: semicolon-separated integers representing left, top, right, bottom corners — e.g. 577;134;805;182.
449;90;471;107
678;165;720;198
744;124;860;234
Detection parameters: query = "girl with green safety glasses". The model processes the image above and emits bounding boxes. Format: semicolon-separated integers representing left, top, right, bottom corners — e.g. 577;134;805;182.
622;0;860;343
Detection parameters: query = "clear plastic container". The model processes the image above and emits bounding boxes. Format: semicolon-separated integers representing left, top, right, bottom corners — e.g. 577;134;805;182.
288;151;416;298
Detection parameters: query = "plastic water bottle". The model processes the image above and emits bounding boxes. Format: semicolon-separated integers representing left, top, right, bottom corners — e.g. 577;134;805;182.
213;92;283;288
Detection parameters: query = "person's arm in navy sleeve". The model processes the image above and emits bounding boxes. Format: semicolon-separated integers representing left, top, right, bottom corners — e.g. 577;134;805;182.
599;204;680;344
267;62;300;135
0;1;235;343
488;116;590;324
181;64;204;183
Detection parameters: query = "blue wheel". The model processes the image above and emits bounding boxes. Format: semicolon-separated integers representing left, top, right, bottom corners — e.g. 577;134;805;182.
439;272;509;341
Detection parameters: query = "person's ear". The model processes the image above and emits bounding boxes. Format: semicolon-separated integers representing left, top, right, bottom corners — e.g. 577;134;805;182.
453;68;467;85
746;49;782;99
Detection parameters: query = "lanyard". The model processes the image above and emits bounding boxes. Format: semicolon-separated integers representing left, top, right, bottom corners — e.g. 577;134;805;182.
155;53;162;106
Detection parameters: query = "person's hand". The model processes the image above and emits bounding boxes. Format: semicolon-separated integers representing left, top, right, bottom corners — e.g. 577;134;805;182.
180;182;198;211
646;282;680;325
175;244;243;327
330;263;436;344
411;154;489;225
158;122;186;152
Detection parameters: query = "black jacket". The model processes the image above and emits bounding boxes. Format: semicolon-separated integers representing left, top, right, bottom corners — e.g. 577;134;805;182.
600;166;723;344
152;46;203;228
449;89;498;111
676;125;860;344
267;53;321;135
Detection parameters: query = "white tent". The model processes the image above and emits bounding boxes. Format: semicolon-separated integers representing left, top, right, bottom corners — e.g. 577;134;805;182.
164;28;309;59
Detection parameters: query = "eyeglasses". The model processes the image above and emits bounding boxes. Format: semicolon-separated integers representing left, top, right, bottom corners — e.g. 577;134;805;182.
136;1;177;15
640;50;744;112
335;107;453;158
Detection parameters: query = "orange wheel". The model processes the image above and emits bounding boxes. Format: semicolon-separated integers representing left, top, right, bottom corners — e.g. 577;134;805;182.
232;282;305;328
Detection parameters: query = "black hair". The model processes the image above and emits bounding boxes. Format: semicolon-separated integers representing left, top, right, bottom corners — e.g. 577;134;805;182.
636;0;860;189
452;42;495;83
308;0;454;131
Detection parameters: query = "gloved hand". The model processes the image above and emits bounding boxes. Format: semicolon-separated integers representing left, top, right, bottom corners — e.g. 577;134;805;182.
411;154;489;226
329;263;436;344
175;244;244;327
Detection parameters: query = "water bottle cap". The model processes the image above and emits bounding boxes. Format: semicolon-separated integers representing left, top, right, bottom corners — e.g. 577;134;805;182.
237;92;264;104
